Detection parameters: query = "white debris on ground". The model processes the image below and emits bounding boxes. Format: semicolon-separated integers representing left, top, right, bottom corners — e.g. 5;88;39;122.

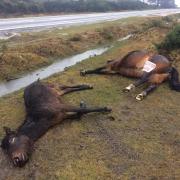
60;33;68;36
0;32;21;40
118;34;133;42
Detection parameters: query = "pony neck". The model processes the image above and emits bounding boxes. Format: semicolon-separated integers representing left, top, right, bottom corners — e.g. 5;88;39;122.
17;116;51;142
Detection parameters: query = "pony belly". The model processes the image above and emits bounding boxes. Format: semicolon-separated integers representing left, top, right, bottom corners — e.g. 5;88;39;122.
148;73;169;84
117;68;143;78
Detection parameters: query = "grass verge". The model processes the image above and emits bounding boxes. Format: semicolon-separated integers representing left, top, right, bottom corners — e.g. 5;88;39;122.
0;17;180;179
0;14;179;81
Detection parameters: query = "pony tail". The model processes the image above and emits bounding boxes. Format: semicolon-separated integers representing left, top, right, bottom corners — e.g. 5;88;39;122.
169;67;180;91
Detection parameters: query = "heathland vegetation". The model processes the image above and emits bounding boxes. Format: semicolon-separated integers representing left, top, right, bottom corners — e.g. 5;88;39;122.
157;24;180;51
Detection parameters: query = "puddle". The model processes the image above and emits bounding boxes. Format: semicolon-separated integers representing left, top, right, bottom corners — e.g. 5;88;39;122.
0;34;133;97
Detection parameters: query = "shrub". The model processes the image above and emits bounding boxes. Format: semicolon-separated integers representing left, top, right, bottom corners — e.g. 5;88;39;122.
149;19;164;28
69;34;82;41
157;24;180;51
162;16;174;22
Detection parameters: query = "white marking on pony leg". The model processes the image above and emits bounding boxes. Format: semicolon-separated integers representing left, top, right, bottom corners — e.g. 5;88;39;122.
136;92;147;101
123;84;135;92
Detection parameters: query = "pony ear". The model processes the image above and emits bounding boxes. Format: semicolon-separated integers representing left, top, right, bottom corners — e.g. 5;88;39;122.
3;126;12;135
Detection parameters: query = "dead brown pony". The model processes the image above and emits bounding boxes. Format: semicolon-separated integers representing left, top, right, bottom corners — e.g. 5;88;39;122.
80;50;180;100
1;81;111;167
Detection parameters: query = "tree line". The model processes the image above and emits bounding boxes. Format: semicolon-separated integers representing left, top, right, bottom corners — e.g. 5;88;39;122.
147;0;176;8
0;0;152;15
0;0;176;16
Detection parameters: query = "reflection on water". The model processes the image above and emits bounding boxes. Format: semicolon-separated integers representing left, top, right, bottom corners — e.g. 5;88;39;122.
0;47;109;97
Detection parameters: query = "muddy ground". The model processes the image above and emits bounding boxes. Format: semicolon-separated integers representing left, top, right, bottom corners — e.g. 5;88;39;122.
0;16;180;179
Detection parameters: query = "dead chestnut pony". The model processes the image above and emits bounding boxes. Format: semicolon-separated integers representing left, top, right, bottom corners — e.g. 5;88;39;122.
1;81;111;167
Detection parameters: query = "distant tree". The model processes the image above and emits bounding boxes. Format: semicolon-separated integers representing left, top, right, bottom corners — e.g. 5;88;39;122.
148;0;159;6
148;0;176;7
160;0;176;8
0;0;157;15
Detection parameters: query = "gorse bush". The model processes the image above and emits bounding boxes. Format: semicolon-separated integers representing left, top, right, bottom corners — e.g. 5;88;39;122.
157;24;180;51
149;19;164;28
162;16;174;22
69;34;82;41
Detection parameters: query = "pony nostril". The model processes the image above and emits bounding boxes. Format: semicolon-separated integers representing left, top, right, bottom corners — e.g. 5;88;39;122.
13;157;20;166
12;152;29;167
14;157;19;161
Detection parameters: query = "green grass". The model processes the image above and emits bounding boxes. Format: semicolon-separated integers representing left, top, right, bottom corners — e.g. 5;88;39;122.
0;24;180;179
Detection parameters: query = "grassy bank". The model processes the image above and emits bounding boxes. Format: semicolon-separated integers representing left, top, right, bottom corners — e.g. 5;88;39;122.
0;15;179;81
0;16;180;179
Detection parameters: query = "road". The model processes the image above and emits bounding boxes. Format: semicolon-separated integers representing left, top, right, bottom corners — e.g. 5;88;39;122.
0;9;179;35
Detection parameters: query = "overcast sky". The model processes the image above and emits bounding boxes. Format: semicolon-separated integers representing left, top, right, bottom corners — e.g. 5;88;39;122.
175;0;180;7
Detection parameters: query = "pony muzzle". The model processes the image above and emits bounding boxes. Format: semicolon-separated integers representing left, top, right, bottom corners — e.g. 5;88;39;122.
12;152;28;167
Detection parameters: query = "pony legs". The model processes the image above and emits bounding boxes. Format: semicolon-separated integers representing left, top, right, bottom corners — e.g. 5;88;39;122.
80;66;107;76
136;84;157;101
64;102;111;119
59;84;93;96
123;72;151;92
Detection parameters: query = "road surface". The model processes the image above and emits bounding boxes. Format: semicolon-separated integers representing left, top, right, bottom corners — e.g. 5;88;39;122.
0;9;179;36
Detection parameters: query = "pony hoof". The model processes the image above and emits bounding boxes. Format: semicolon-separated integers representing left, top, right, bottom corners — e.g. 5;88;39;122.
104;107;112;112
123;88;130;93
80;101;87;108
136;94;144;101
81;84;93;89
85;84;93;89
80;70;86;76
123;84;135;93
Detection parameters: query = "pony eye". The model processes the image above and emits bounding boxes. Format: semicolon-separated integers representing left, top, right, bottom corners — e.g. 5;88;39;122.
9;137;16;144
